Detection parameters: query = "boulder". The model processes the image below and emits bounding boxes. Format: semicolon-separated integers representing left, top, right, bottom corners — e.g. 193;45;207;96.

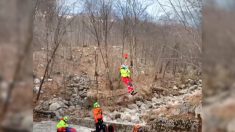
49;102;62;111
128;104;138;109
115;113;121;119
34;78;40;84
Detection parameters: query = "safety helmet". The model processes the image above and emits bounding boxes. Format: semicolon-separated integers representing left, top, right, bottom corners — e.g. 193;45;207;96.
63;116;69;122
93;102;100;108
124;53;128;59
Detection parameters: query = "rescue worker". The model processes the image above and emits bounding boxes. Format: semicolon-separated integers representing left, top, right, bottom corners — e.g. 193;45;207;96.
57;116;69;132
57;116;77;132
120;64;137;95
93;102;106;132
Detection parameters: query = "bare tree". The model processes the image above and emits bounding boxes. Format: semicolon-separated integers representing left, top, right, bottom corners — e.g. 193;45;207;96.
36;0;76;101
84;0;115;91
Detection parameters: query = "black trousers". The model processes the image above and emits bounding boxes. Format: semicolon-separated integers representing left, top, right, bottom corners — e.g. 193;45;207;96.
95;119;106;132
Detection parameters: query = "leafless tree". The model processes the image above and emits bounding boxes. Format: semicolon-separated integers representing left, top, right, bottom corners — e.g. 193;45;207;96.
36;0;76;101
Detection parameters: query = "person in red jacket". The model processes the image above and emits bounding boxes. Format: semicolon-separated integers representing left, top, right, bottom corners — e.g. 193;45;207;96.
93;102;106;132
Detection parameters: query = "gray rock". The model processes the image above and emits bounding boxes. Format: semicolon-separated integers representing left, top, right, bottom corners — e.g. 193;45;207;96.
115;113;121;119
131;115;140;123
179;89;188;94
189;85;198;91
128;104;138;109
49;102;62;111
172;108;181;115
121;113;131;122
34;78;40;84
140;104;147;110
136;101;143;107
33;86;43;94
151;97;157;103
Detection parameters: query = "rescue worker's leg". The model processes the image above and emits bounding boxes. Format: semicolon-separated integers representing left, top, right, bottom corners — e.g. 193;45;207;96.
96;119;104;132
101;123;106;132
57;128;66;132
122;77;133;93
95;123;100;132
121;77;129;85
126;78;137;95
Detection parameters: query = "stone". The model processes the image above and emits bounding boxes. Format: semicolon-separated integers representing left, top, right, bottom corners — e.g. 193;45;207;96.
34;78;40;84
151;97;157;103
173;86;178;90
194;104;202;118
140;104;147;110
172;108;181;115
49;102;62;111
33;86;43;94
135;101;143;107
121;113;131;122
115;113;121;119
131;115;140;123
179;89;188;94
180;84;186;89
189;85;198;91
128;104;138;109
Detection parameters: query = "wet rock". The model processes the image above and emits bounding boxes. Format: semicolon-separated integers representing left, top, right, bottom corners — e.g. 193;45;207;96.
135;101;143;107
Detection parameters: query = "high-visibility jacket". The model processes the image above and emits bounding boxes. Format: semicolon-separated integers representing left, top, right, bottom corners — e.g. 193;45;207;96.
93;107;103;123
120;68;131;78
57;119;68;129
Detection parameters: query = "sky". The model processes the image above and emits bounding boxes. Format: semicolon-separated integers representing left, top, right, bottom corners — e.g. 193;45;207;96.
60;0;201;27
62;0;174;18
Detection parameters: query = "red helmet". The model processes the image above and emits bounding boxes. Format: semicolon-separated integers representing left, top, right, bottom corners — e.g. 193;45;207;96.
124;54;128;59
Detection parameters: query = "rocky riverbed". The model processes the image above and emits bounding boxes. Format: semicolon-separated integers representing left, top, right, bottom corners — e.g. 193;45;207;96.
33;74;202;131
